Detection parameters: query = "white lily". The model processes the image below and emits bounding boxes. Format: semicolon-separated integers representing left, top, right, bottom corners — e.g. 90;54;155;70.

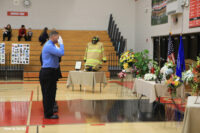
144;73;156;81
182;70;194;84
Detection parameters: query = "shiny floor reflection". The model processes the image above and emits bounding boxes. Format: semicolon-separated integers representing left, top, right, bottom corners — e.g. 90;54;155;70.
0;99;184;126
67;99;167;123
0;101;29;126
30;99;183;125
0;82;184;133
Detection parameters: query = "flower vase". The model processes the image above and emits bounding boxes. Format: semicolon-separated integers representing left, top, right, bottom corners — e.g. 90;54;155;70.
169;88;176;98
171;91;176;98
125;67;132;73
133;73;136;78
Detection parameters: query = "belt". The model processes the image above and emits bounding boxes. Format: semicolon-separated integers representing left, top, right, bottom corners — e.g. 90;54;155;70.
42;68;57;71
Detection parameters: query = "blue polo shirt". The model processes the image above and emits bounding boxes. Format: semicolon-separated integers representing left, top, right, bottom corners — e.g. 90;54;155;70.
42;40;64;68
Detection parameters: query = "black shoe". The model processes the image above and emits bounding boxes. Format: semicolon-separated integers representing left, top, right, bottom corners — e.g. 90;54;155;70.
45;115;59;119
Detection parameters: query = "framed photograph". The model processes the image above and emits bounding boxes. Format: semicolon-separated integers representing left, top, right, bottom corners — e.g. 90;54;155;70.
75;61;82;70
11;43;30;64
0;43;5;64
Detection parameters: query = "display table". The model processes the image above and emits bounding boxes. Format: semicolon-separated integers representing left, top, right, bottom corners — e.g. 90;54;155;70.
133;78;185;103
182;96;200;133
66;71;107;93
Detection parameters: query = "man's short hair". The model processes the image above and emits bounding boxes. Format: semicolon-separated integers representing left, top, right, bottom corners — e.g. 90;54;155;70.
49;31;59;37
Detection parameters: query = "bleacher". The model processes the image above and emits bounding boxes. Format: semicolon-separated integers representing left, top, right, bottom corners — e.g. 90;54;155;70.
0;29;117;81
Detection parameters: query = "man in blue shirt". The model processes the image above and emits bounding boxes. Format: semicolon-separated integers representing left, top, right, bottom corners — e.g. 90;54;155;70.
39;31;64;119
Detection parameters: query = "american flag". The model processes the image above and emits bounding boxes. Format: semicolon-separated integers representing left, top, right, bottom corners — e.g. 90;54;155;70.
167;33;175;64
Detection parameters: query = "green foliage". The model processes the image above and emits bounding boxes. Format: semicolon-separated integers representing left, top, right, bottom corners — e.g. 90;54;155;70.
151;60;163;81
134;49;151;77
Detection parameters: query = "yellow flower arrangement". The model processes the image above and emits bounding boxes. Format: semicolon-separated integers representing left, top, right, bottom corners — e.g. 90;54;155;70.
174;81;179;86
123;63;129;69
119;50;135;70
166;75;182;97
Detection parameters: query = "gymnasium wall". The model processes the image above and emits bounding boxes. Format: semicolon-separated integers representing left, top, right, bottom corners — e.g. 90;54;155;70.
0;0;136;49
135;0;200;58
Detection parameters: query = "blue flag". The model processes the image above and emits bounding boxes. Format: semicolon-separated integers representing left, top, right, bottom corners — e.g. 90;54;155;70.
176;36;185;78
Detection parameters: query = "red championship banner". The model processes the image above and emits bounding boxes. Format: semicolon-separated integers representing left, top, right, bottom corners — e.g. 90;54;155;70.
189;0;200;28
7;11;28;16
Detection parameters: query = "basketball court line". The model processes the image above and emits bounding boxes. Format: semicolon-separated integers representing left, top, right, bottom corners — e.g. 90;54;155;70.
0;81;67;84
25;90;34;133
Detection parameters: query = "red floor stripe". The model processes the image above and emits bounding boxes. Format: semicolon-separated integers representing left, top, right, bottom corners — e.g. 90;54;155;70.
91;124;105;126
0;82;25;84
0;80;120;85
30;91;33;102
108;81;134;89
25;126;29;133
0;101;29;126
30;101;86;125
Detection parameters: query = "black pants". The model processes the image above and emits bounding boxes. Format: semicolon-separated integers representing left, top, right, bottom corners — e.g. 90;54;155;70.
3;33;11;41
27;35;32;41
39;68;57;117
18;35;27;41
55;66;62;103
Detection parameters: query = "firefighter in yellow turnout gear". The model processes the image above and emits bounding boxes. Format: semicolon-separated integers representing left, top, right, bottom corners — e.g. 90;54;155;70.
84;37;107;71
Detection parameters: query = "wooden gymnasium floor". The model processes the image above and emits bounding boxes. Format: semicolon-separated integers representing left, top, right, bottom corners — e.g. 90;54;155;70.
0;80;183;133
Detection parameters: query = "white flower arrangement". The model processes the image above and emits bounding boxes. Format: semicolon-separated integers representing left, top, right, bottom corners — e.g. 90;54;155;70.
182;70;194;84
160;65;168;74
160;61;176;80
144;73;156;81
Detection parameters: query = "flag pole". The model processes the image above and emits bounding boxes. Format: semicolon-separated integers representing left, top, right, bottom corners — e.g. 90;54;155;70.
169;12;172;36
180;7;184;36
158;36;161;67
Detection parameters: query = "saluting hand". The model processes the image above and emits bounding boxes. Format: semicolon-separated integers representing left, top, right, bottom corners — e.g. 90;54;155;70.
58;36;63;44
